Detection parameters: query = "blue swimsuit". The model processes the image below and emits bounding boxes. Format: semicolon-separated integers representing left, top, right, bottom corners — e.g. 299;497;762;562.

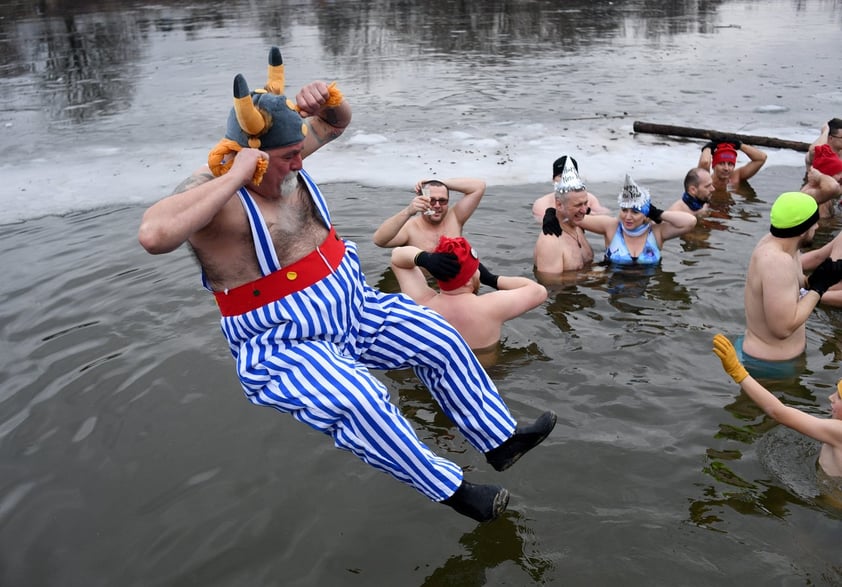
605;224;661;266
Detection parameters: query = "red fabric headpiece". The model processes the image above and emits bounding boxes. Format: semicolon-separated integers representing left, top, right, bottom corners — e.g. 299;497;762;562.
712;143;738;167
434;236;480;291
812;144;842;177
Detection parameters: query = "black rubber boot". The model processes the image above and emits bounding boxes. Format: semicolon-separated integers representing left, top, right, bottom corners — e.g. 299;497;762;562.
485;411;557;472
441;481;509;523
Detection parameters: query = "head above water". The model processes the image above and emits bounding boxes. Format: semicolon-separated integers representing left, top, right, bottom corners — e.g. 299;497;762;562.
207;47;312;180
617;174;651;215
552;155;579;179
225;47;307;150
769;191;819;238
434;236;480;291
554;156;586;196
712;143;738;167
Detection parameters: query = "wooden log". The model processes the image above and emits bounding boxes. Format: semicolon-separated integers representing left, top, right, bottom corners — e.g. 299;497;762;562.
632;121;811;152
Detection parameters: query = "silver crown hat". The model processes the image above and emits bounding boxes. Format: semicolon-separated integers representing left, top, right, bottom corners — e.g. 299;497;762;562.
617;174;651;213
554;156;586;194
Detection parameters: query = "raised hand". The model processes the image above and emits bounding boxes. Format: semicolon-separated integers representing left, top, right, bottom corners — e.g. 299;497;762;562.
712;334;749;384
542;208;562;236
415;251;460;280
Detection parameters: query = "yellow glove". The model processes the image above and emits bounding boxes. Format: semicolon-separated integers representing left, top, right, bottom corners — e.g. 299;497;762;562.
712;334;749;384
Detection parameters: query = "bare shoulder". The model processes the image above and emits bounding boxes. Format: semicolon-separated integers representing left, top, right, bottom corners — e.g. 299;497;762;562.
171;166;215;195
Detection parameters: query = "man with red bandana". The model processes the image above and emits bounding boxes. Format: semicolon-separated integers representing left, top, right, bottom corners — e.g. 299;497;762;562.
698;140;767;191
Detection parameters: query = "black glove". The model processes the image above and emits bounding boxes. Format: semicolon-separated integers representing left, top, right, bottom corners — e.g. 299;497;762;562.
730;139;742;150
478;262;500;289
646;203;663;224
701;140;719;152
808;258;842;298
414;251;460;281
542;207;561;236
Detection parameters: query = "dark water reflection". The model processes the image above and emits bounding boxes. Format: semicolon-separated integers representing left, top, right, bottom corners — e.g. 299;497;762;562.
1;0;737;126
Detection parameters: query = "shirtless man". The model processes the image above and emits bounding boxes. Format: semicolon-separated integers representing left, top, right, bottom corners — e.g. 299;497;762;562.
742;192;842;362
534;157;595;274
392;237;547;358
801;145;842;218
713;334;842;478
699;140;767;192
667;167;715;218
372;177;485;250
531;154;610;221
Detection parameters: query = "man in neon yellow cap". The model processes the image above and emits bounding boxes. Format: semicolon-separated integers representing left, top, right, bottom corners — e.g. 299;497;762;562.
712;334;842;478
742;192;842;368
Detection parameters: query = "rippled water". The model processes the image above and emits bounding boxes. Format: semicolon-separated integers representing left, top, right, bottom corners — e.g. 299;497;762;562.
3;1;842;585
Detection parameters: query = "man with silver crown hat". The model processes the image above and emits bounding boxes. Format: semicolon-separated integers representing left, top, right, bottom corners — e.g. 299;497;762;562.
534;157;596;275
742;191;842;371
578;173;696;266
531;154;609;222
139;47;556;524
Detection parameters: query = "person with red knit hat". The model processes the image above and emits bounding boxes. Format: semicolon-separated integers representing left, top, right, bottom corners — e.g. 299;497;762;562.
391;236;547;366
801;143;842;217
698;138;767;191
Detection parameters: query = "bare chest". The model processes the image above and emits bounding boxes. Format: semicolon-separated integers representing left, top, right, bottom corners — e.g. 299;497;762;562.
193;187;328;290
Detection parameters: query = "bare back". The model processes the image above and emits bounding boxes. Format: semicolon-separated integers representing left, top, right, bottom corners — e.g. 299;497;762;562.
425;292;504;350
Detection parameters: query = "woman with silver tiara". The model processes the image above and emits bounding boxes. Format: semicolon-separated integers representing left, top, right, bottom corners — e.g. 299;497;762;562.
578;174;696;266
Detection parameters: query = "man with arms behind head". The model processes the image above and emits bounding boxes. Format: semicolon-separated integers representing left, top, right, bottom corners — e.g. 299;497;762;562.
743;192;842;366
138;47;555;524
699;140;767;192
373;177;486;251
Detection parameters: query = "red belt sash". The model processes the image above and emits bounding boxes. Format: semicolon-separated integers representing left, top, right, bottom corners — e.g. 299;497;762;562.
214;228;345;317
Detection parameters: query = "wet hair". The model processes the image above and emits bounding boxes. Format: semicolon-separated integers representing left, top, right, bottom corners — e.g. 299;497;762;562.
829;118;842;136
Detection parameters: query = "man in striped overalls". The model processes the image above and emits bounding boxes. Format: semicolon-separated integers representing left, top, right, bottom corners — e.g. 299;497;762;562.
138;47;556;523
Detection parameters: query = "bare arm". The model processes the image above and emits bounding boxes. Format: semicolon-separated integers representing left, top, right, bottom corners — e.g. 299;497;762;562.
733;144;767;182
373;196;430;248
655;209;697;244
390;246;437;303
296;81;352;158
485;276;547;322
760;256;818;338
138;149;266;254
442;177;486;225
579;214;617;245
533;233;565;274
739;375;842;447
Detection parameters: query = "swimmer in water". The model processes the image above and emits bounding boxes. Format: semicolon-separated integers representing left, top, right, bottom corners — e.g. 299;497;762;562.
713;333;842;478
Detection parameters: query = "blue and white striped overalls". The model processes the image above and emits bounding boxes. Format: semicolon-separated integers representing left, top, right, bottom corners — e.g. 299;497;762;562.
212;171;516;501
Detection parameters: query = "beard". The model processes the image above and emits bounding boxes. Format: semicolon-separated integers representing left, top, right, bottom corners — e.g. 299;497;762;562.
280;171;299;197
